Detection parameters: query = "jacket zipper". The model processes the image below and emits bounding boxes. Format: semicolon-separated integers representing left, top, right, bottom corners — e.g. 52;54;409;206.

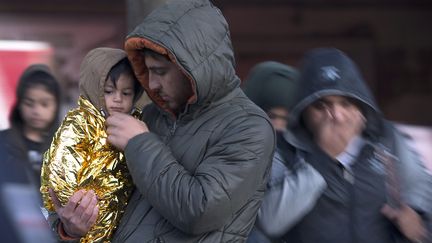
170;120;177;136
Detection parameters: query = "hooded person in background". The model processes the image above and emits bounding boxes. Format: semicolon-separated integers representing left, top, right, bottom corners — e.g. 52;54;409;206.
52;0;276;242
243;61;327;243
259;48;431;243
243;61;299;132
0;64;61;187
0;64;60;243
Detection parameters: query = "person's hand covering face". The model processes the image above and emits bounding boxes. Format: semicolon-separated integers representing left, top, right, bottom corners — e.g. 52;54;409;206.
303;95;366;158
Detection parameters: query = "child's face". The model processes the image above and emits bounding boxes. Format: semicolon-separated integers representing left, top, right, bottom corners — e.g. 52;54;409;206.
20;84;57;131
104;73;135;115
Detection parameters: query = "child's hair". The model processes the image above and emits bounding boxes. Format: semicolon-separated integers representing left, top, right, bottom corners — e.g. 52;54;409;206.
107;58;143;102
10;66;61;133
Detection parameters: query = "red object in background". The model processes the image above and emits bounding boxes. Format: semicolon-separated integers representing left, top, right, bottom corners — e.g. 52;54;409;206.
0;40;53;129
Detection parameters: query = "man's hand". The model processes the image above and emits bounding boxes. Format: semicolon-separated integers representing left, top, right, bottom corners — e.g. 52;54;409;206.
315;109;365;158
381;203;427;242
106;113;149;150
49;188;99;238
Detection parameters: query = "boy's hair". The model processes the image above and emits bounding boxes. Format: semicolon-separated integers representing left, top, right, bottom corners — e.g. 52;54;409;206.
107;58;143;102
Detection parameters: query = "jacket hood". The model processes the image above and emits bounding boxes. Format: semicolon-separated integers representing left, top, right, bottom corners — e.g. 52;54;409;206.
19;64;56;83
125;0;240;117
243;61;299;112
290;48;383;136
79;47;148;114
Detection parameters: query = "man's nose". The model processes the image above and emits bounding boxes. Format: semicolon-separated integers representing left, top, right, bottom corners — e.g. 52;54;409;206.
148;74;161;91
329;105;345;122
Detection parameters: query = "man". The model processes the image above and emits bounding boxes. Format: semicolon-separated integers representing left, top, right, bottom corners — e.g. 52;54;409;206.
51;0;275;242
255;48;431;242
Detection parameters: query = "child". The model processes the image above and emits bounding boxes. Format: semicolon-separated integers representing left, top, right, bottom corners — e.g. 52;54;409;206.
0;64;61;186
40;47;148;242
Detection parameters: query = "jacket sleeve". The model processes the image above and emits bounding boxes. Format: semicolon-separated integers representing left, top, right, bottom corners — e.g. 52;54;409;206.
394;128;432;214
47;213;80;243
124;114;275;235
256;151;327;237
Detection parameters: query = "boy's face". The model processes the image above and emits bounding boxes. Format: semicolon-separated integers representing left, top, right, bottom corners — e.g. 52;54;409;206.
144;54;192;114
104;73;135;115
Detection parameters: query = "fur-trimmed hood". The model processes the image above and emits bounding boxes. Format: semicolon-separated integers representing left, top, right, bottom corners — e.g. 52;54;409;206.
125;0;240;118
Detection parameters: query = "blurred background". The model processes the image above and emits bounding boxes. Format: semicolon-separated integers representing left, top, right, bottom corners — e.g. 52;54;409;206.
0;0;431;170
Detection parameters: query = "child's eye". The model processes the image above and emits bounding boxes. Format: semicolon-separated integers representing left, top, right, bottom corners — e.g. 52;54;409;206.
41;101;51;108
104;90;113;94
123;92;133;96
23;100;34;107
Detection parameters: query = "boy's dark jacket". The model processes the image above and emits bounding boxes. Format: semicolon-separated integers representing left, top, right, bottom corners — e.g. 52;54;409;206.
281;48;432;243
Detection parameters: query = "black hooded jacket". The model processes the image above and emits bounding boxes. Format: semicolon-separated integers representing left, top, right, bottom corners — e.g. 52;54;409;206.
281;48;431;243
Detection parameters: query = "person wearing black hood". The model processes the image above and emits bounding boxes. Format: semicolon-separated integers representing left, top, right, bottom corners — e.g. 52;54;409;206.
0;64;60;243
256;48;431;243
0;64;61;186
243;61;328;243
243;61;298;132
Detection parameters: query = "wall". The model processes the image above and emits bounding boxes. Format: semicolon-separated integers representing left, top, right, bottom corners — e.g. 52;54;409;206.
220;4;432;125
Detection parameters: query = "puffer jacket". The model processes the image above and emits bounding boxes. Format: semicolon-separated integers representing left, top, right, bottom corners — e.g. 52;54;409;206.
112;0;276;242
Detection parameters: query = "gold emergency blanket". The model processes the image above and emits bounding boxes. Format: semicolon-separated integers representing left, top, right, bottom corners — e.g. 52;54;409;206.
40;97;136;243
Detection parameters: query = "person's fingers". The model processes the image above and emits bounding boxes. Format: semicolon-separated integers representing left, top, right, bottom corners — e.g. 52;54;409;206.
359;111;366;122
106;113;128;127
106;113;130;137
87;204;99;228
73;190;94;217
78;190;95;209
381;204;399;222
355;110;366;127
62;190;86;218
396;205;426;241
78;191;97;222
83;196;99;228
106;125;118;138
325;107;333;119
49;188;62;212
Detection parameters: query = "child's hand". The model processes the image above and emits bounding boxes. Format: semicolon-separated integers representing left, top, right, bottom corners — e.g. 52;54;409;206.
106;113;149;150
50;188;99;238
